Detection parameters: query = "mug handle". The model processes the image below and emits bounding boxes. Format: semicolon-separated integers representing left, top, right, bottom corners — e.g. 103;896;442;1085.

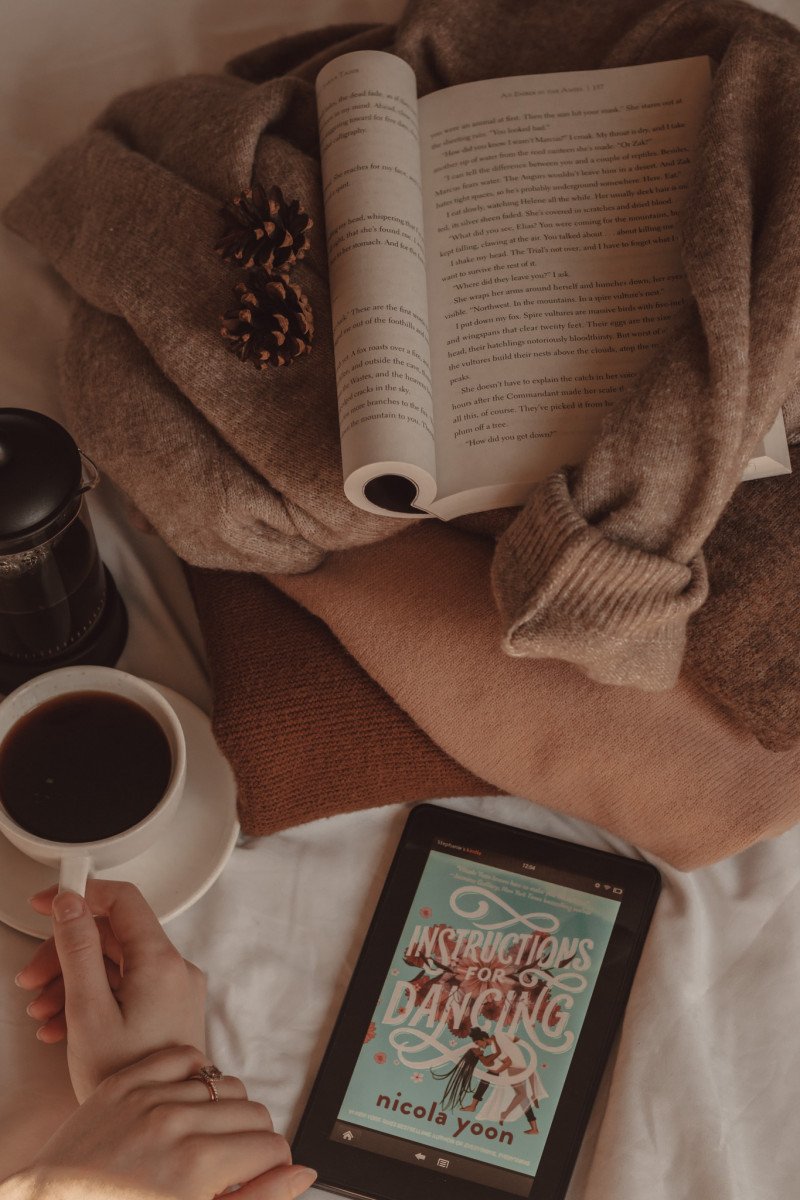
59;855;91;896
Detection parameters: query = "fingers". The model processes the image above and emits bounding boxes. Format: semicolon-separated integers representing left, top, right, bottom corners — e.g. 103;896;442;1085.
34;1012;67;1043
25;955;122;1015
45;891;119;1025
101;1045;211;1091
148;1075;250;1106
31;881;173;973
79;880;176;972
17;923;123;992
87;1050;308;1200
19;953;121;1046
91;916;125;969
151;1098;274;1136
187;1129;293;1194
235;1165;318;1199
16;935;64;991
30;892;124;964
27;885;59;915
25;974;65;1021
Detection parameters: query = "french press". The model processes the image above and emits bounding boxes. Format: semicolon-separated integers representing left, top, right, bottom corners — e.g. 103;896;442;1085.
0;408;128;691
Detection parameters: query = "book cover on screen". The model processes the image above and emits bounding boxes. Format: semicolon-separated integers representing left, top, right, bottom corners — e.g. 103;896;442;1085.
335;849;621;1182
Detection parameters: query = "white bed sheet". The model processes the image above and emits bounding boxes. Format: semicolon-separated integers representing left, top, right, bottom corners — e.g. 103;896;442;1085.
1;3;799;1198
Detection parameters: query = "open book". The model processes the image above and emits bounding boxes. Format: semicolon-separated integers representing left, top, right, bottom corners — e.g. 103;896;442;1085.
316;52;791;519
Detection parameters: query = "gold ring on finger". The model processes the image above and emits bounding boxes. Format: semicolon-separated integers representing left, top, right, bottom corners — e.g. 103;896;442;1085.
191;1063;223;1102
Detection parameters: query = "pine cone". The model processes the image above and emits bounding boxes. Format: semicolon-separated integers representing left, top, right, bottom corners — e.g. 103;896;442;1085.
216;185;313;272
220;274;313;368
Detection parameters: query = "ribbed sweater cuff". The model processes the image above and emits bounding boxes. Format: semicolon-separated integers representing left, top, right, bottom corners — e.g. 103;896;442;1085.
492;471;708;689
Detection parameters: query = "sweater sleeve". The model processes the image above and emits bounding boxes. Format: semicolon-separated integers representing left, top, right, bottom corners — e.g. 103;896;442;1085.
493;31;800;688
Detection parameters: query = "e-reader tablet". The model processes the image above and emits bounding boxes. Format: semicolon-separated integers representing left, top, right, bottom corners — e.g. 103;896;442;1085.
293;804;660;1200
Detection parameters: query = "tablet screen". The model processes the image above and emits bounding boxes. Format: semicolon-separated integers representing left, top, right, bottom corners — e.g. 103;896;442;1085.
330;837;623;1194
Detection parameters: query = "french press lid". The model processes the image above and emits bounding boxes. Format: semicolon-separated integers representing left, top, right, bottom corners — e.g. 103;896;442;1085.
0;407;83;551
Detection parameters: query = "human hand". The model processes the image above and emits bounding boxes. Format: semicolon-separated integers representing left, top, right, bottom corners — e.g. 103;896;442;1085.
15;881;206;1102
15;1045;316;1200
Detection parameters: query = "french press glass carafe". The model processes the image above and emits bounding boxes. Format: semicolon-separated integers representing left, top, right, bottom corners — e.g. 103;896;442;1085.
0;408;128;691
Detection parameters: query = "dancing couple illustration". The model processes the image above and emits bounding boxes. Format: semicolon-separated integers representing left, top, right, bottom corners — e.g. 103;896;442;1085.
433;1027;547;1134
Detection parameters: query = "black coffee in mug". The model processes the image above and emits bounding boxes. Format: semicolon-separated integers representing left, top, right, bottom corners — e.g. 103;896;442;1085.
0;690;172;842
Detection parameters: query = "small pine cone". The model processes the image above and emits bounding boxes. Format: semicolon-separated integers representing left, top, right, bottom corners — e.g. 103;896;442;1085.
216;184;313;272
220;273;313;368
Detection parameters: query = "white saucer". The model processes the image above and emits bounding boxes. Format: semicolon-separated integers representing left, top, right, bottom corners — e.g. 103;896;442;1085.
0;683;239;939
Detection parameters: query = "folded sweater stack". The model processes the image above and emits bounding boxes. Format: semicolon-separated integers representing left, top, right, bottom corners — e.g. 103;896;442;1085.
4;0;799;867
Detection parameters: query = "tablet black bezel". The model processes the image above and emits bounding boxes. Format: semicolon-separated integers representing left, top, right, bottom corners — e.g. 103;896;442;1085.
292;804;661;1200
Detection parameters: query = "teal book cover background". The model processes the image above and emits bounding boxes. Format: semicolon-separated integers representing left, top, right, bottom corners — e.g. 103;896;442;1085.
337;848;620;1178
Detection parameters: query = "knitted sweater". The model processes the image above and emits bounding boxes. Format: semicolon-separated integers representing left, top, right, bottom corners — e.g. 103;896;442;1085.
3;0;799;698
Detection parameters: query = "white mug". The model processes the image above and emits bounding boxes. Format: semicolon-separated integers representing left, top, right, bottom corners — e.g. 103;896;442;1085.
0;665;186;895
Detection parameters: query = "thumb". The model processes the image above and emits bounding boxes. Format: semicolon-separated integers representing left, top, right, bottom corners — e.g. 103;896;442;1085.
233;1166;318;1199
51;890;117;1022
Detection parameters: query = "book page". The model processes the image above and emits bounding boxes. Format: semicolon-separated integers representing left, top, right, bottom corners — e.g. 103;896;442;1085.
741;410;792;480
316;50;437;516
418;57;713;518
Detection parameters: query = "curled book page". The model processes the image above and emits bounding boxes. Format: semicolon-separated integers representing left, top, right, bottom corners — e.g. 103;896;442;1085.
317;51;436;517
